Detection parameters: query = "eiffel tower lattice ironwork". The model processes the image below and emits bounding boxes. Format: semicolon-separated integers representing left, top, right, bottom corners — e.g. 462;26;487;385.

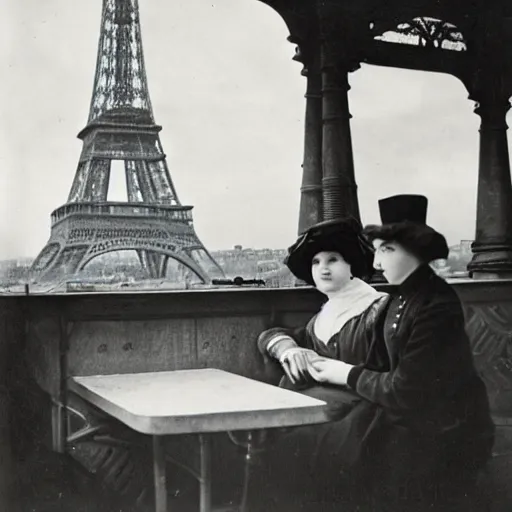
30;0;224;285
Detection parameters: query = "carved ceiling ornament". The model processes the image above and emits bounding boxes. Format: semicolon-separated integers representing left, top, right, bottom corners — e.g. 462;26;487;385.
373;17;467;52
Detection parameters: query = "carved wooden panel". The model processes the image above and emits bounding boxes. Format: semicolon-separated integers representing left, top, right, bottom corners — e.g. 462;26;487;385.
68;319;197;377
0;298;24;499
464;302;512;417
196;316;269;380
24;310;61;396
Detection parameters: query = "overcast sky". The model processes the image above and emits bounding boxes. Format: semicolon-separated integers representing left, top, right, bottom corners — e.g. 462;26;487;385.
0;0;499;260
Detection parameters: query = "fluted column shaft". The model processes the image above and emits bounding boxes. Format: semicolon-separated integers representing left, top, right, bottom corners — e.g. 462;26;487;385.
298;68;323;234
320;43;361;223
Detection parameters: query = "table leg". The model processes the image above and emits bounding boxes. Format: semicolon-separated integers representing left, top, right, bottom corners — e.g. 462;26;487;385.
239;432;254;512
199;434;212;512
153;436;167;512
51;401;66;453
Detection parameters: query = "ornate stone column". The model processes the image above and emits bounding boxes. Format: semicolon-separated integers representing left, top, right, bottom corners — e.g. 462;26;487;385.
467;77;512;278
320;39;361;223
295;41;323;234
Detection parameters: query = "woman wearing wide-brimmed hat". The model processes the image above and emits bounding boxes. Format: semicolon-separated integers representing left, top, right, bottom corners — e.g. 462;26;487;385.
307;194;495;511
258;216;387;399
250;217;388;510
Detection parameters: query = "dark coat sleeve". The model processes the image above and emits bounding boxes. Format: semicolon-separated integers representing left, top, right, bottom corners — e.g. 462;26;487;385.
348;294;475;412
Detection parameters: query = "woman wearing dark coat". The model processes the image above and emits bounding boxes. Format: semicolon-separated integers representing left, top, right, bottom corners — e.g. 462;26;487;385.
257;217;387;399
250;196;494;512
308;194;495;511
251;218;388;510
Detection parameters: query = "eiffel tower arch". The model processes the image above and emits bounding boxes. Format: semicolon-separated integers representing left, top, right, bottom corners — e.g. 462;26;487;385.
30;0;224;285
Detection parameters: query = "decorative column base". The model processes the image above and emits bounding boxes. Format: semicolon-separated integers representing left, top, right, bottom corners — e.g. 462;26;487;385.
468;244;512;279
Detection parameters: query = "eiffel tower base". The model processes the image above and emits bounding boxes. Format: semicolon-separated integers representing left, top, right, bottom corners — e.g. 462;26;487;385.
30;202;223;287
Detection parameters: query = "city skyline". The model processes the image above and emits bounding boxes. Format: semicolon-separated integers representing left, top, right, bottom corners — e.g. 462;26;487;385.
1;0;504;261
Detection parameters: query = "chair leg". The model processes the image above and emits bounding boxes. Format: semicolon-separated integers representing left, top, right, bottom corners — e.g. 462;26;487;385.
153;436;167;512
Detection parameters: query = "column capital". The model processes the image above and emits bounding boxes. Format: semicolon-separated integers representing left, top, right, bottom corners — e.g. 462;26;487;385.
465;67;512;128
319;37;361;77
315;1;363;75
288;35;321;79
472;93;511;132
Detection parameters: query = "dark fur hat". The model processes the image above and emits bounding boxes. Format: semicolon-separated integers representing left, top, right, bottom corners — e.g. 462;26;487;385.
284;217;375;285
363;195;449;262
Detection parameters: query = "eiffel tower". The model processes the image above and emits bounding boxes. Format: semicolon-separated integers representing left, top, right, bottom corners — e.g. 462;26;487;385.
30;0;224;285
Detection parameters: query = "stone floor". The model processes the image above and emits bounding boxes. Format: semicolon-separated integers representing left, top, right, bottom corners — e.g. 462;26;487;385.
7;425;512;512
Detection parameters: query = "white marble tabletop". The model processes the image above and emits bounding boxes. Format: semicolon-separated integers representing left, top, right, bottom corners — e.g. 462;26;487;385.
69;368;330;435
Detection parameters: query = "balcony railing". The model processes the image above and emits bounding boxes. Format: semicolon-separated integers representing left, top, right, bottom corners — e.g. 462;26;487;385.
51;202;194;226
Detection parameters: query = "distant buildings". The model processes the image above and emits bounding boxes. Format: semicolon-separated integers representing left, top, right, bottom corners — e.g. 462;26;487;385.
0;258;33;286
210;246;294;286
0;240;477;291
430;240;472;278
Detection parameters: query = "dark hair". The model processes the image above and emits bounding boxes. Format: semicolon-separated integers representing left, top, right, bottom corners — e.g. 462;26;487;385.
363;221;449;262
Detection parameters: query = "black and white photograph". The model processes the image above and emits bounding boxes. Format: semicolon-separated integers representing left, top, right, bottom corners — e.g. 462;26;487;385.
1;1;511;511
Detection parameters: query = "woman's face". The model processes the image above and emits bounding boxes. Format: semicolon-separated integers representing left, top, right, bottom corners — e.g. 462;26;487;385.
372;239;421;285
311;251;352;296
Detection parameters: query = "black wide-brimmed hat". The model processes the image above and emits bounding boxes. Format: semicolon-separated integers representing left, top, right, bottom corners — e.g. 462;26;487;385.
363;194;449;262
284;217;375;285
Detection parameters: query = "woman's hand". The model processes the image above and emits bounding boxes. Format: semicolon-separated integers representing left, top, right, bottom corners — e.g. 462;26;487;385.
308;357;354;386
280;348;319;385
